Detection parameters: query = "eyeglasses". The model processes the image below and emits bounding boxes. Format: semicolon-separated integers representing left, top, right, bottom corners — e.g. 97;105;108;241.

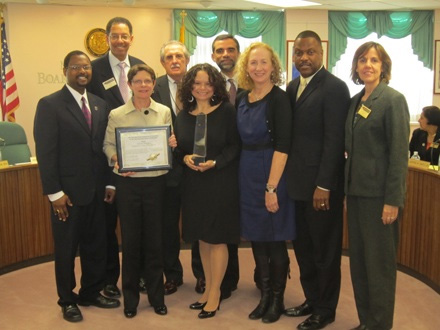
109;34;131;41
131;79;154;86
67;65;92;71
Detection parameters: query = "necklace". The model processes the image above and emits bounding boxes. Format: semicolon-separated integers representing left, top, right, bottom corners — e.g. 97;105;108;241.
252;84;273;101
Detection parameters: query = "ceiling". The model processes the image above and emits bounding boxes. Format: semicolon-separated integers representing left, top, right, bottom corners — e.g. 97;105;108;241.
3;0;440;11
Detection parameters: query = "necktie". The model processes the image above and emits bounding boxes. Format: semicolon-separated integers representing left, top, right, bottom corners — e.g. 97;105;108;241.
174;81;183;114
118;62;129;103
296;77;307;100
228;79;237;105
81;97;92;130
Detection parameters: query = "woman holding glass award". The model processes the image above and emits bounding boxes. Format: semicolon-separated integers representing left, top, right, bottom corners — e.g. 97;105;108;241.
173;63;240;319
103;64;173;319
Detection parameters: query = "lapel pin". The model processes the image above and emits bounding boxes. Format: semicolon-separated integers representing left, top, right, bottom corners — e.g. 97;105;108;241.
94;106;98;111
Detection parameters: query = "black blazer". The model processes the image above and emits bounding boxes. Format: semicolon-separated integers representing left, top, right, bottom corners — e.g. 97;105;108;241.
409;128;440;163
88;53;144;110
34;86;110;205
152;74;183;187
152;74;177;122
286;68;350;201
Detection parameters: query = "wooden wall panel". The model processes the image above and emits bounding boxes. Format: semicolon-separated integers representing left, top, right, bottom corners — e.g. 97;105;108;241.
1;164;439;292
342;165;440;290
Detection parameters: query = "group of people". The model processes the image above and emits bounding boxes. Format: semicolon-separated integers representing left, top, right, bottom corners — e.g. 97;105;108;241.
33;15;415;330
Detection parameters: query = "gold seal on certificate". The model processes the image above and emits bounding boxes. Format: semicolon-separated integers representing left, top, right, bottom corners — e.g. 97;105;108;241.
84;28;109;57
115;126;172;173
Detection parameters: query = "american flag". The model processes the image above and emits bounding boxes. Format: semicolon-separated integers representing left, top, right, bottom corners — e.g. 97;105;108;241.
1;21;19;122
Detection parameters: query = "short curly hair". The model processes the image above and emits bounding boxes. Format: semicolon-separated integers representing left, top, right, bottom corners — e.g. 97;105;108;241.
179;63;229;112
236;42;284;91
351;42;391;85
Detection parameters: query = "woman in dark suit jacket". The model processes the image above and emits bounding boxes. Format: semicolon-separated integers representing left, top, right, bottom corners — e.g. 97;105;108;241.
409;106;440;164
344;42;410;330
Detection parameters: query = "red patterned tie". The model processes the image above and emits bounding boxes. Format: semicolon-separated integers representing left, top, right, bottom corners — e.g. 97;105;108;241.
81;97;92;130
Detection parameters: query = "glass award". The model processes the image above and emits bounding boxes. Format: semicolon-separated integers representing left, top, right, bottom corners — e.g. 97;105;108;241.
193;113;207;166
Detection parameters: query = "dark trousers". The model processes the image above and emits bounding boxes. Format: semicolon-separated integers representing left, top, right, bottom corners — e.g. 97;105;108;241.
293;192;343;318
52;194;106;307
162;185;183;282
191;241;239;292
116;175;166;310
104;200;120;286
347;196;399;330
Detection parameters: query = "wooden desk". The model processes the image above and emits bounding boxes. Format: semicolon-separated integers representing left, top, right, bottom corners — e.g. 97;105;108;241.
0;164;53;271
342;165;440;292
1;164;439;293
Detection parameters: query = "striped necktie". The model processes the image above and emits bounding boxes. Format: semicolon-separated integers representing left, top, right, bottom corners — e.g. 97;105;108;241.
228;79;237;105
118;62;129;103
81;97;92;130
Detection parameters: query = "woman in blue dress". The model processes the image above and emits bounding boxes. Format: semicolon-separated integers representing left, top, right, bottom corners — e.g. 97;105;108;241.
236;42;295;324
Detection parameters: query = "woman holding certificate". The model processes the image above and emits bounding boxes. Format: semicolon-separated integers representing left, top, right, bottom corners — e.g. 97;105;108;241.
103;64;172;319
344;42;409;330
173;63;240;319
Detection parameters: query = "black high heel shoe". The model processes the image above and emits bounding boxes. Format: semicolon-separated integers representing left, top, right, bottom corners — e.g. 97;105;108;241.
189;301;207;310
198;300;221;319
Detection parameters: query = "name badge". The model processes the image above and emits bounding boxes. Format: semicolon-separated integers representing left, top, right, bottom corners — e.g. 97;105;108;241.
357;104;371;119
103;78;117;90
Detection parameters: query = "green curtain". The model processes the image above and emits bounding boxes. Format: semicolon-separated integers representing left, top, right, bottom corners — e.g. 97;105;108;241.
328;11;433;71
173;10;286;68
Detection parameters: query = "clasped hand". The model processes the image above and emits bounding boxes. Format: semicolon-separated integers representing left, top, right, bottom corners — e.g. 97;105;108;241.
184;154;215;172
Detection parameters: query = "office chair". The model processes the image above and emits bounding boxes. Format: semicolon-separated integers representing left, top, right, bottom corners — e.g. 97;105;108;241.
0;121;32;165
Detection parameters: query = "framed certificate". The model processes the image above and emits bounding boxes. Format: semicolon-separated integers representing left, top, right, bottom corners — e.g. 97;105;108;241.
115;125;172;173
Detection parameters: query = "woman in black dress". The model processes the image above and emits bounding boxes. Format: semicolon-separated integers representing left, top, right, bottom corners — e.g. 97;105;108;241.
173;63;240;319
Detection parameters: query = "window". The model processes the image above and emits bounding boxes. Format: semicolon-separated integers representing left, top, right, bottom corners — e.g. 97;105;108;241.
332;33;432;122
188;31;261;69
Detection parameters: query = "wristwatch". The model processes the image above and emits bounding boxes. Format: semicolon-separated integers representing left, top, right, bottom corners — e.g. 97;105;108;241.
265;184;277;193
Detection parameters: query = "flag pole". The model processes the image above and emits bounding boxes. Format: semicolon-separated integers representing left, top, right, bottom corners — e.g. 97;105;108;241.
179;10;187;43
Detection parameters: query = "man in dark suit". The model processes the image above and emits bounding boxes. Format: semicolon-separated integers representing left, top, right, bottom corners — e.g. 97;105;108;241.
88;17;145;298
209;34;241;298
34;50;120;323
152;40;189;295
284;31;350;330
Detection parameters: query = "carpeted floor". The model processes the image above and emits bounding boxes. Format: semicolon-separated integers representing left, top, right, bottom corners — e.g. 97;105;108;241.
1;247;439;330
